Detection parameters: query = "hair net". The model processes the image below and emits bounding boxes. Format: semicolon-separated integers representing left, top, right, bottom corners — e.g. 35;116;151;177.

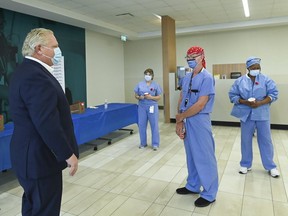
246;56;261;68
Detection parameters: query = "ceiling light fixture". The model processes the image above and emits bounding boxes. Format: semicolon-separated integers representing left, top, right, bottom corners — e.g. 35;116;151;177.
121;35;127;41
242;0;250;17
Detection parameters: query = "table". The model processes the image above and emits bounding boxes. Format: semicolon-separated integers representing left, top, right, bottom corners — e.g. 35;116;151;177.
72;103;138;145
0;103;138;171
0;122;13;171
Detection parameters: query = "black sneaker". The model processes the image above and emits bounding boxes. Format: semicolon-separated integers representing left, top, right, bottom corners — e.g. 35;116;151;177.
194;197;215;207
176;187;199;195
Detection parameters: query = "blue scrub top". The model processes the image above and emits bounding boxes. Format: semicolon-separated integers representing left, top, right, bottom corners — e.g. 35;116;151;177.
134;80;162;105
229;73;278;122
179;69;215;113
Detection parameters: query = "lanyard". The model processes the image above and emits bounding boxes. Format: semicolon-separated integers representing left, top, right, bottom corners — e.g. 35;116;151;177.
184;70;202;107
184;72;194;107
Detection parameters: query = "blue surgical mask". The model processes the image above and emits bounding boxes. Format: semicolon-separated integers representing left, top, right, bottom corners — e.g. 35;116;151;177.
145;75;152;81
187;60;197;69
52;47;62;65
249;69;260;76
42;46;62;65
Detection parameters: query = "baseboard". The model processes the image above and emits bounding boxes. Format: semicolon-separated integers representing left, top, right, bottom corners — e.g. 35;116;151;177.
170;119;288;130
170;119;176;123
212;121;240;127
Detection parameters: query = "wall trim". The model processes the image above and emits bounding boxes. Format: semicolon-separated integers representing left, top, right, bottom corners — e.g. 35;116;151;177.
170;119;288;130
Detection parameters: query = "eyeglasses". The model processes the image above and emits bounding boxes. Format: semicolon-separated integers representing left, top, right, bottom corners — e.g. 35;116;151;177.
185;54;201;60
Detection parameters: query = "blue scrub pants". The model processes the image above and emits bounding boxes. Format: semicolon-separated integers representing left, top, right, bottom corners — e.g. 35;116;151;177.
184;114;218;201
138;103;160;147
240;118;276;170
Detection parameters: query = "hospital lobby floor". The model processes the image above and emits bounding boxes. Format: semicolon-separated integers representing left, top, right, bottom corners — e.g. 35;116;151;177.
1;110;288;216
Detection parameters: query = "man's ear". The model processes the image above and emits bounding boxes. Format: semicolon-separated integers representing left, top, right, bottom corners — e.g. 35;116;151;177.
35;45;42;54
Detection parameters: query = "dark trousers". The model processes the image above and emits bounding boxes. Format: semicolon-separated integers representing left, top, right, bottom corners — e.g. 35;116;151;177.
18;172;63;216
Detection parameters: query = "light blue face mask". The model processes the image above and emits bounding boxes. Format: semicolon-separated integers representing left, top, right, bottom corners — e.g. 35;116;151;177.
249;69;260;77
52;47;62;65
42;46;62;65
187;60;197;69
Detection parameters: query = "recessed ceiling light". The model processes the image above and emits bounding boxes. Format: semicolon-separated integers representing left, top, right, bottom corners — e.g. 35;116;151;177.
153;14;162;20
242;0;250;17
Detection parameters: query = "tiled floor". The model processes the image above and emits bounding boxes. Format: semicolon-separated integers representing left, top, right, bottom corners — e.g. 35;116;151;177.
1;111;288;216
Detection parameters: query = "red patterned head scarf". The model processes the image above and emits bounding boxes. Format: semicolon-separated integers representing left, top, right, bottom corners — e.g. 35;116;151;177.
186;46;206;68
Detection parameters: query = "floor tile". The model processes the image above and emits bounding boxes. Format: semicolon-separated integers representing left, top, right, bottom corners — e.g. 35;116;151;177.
1;111;288;216
110;197;151;216
208;191;242;216
242;196;274;216
159;206;192;216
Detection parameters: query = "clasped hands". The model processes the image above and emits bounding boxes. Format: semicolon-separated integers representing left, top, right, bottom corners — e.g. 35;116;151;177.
240;98;263;108
247;100;261;108
138;94;152;100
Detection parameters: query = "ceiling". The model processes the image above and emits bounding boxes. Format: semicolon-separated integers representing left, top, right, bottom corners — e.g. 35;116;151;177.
1;0;288;40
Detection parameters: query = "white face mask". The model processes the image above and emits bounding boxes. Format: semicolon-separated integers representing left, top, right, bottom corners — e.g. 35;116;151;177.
144;75;152;81
249;69;260;76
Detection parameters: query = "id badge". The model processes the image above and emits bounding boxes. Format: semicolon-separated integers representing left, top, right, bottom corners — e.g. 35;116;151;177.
149;105;154;113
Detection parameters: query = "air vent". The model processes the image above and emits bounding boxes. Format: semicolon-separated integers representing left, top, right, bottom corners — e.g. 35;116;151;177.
116;13;134;17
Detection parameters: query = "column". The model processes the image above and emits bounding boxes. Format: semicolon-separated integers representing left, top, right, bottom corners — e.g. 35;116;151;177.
161;15;176;123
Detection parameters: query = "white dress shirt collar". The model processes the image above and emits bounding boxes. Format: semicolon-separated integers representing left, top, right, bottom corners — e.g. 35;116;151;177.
25;56;54;73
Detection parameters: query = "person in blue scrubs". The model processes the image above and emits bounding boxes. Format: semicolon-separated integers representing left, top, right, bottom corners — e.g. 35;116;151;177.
229;57;280;177
134;68;162;150
175;46;218;207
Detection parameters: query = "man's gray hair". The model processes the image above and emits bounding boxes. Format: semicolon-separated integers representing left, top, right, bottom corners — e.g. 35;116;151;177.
22;28;54;57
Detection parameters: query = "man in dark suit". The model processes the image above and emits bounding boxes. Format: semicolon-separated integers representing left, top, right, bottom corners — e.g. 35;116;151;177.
9;28;79;216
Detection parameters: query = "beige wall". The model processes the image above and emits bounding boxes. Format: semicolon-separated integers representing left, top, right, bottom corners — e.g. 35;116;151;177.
211;80;288;125
86;25;288;124
175;26;288;81
124;25;288;124
86;30;125;106
124;38;164;105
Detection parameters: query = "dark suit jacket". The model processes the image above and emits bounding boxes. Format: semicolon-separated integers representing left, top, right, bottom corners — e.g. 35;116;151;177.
9;58;79;179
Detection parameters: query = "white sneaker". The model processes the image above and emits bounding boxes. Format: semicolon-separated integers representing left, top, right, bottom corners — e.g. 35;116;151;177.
152;146;158;151
139;145;147;149
239;166;252;174
269;168;280;178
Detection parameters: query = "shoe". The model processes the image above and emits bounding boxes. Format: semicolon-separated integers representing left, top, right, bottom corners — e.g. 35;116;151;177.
194;197;215;207
139;145;147;149
152;146;158;151
269;168;280;178
176;187;199;195
239;166;252;174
